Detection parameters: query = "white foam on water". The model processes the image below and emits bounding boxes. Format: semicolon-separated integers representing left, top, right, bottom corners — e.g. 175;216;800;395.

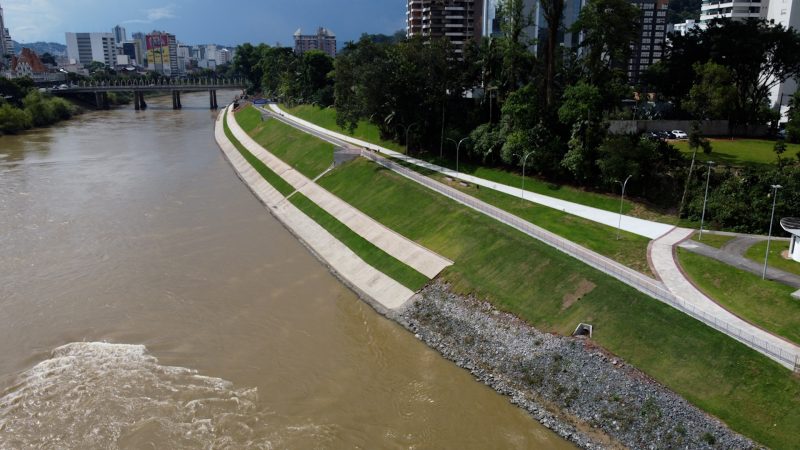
0;342;324;449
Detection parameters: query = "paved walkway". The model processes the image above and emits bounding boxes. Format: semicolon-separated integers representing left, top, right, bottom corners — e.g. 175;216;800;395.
268;104;674;240
680;240;800;288
215;107;414;311
650;228;800;370
227;109;453;279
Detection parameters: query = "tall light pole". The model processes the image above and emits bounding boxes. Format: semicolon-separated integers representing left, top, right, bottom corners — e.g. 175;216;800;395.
617;175;633;240
699;160;715;241
763;184;782;280
398;122;418;155
455;137;469;175
513;151;535;201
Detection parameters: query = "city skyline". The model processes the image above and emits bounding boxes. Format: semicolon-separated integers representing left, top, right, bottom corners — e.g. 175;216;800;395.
2;0;404;46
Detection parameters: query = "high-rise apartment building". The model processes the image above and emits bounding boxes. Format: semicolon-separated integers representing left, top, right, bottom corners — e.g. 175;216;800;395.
65;32;118;67
700;0;767;22
407;0;485;55
145;31;179;75
627;0;670;86
112;25;127;45
0;1;8;59
766;0;799;120
293;27;337;58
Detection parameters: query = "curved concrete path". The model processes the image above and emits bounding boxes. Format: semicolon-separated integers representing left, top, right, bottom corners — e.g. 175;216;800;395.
269;103;673;240
215;107;414;311
650;228;800;370
227;108;452;279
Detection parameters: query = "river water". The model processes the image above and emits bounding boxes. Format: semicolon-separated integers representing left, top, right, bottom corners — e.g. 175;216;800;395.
0;91;571;449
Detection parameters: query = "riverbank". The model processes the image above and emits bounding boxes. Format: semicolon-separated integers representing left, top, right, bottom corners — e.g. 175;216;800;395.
224;104;799;449
400;282;758;449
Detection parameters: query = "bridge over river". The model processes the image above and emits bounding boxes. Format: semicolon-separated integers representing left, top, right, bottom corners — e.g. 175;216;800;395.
48;78;247;110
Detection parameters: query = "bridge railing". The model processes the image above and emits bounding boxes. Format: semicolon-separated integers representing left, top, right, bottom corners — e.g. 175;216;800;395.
57;77;247;89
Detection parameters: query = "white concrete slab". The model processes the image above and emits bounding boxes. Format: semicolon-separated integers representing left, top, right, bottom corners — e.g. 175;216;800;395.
215;107;414;311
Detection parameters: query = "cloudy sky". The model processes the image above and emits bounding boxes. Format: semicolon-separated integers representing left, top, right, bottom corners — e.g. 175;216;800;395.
2;0;405;46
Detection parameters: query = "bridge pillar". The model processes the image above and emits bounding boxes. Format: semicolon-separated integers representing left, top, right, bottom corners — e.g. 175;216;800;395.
213;90;218;109
134;91;140;111
176;91;182;109
210;90;219;110
95;92;102;109
172;91;178;110
139;92;147;109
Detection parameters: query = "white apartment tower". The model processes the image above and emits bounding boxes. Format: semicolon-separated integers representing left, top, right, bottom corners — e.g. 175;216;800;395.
65;32;118;67
700;0;768;22
766;0;800;120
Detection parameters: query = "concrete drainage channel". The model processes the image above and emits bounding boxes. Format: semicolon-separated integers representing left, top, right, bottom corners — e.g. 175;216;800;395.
572;323;593;338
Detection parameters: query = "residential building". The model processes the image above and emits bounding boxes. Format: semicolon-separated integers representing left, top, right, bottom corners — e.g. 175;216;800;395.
0;1;8;60
406;0;485;55
121;41;139;65
628;0;670;86
531;0;584;55
3;27;10;56
670;18;708;36
766;0;799;121
145;31;180;75
10;47;64;82
112;25;127;45
700;0;767;22
293;27;337;58
65;32;117;67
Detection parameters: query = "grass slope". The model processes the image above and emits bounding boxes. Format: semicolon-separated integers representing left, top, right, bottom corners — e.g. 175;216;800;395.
409;164;653;275
284;104;406;153
224;112;426;291
692;232;735;249
317;158;799;449
282;104;681;225
673;139;800;167
745;240;800;277
677;248;800;345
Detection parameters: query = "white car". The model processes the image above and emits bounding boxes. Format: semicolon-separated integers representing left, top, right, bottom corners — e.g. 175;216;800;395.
671;130;688;139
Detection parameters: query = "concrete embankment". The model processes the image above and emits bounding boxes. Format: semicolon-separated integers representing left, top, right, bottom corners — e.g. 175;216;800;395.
214;106;413;311
401;282;759;450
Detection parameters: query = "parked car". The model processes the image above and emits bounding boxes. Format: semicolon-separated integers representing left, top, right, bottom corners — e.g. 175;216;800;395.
645;131;662;141
671;130;688;139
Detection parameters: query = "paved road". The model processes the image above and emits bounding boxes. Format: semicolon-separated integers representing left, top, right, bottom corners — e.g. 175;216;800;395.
267;104;674;240
680;240;800;288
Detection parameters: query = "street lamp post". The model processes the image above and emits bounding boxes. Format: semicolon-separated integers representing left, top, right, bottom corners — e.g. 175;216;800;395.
455;137;469;175
398;122;418;155
513;151;535;201
616;175;633;240
762;184;782;280
699;160;715;241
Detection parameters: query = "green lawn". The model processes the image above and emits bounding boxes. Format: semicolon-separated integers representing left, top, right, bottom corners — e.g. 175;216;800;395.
224;112;427;291
406;163;653;275
236;106;334;179
745;240;800;277
281;104;683;225
692;232;735;249
316;158;799;449
673;139;800;167
283;104;407;153
677;248;800;345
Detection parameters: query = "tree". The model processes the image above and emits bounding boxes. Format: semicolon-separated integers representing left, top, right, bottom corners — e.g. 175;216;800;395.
40;52;57;65
703;19;800;125
572;0;640;86
786;91;800;143
496;0;535;95
233;43;270;91
0;103;32;134
684;61;738;120
540;0;565;107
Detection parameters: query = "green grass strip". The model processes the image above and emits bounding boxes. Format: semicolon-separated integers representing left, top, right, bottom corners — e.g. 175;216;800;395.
744;240;800;277
288;193;428;290
223;113;294;196
678;248;800;344
318;159;800;449
692;232;736;249
238;107;334;179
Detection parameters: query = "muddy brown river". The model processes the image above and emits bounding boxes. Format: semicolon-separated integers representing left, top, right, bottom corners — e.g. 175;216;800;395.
0;91;572;448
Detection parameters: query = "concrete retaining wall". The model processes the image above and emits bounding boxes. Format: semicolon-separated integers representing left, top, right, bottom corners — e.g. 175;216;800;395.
609;120;769;137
